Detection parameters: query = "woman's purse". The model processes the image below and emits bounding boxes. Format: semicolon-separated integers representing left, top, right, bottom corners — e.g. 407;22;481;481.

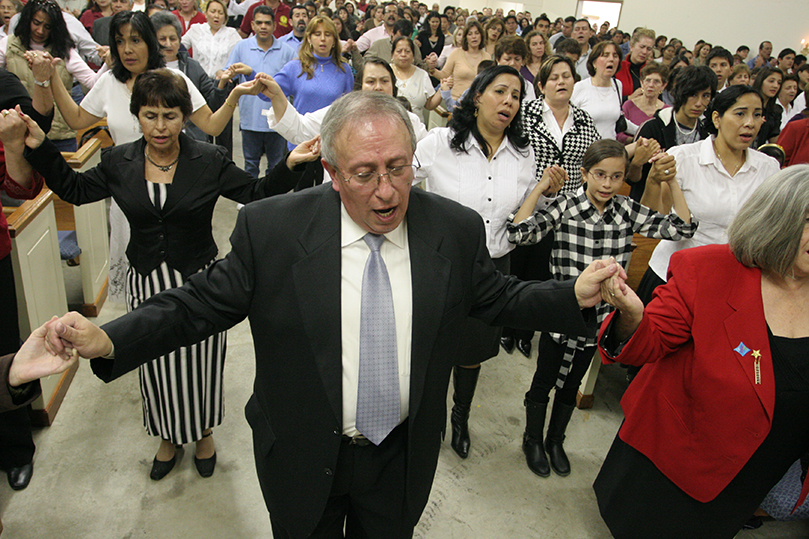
613;79;628;134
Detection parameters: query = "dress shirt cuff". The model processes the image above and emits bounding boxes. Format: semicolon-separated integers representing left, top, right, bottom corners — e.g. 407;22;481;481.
598;315;632;359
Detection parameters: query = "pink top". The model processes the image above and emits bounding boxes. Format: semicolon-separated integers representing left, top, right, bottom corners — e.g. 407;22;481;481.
0;37;102;89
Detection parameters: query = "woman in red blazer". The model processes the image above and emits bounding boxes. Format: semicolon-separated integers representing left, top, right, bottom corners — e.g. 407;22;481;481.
593;165;809;538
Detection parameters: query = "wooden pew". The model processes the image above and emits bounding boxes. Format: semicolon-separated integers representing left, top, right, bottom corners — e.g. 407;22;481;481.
6;137;106;426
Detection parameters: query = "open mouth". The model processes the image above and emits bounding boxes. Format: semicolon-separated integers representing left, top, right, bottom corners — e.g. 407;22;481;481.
739;133;753;143
375;207;395;218
498;111;511;121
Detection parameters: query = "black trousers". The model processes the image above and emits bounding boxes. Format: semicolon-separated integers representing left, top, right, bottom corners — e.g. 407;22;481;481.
527;333;596;406
0;254;35;468
270;421;413;539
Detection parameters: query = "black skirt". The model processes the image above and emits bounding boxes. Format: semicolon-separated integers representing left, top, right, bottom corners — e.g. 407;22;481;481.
594;331;809;539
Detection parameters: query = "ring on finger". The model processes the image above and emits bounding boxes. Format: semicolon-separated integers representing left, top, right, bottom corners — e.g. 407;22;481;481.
2;111;9;117
664;169;670;175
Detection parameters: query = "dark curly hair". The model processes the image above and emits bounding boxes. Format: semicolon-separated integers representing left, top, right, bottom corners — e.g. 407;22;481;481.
15;0;75;59
109;11;165;83
448;64;529;158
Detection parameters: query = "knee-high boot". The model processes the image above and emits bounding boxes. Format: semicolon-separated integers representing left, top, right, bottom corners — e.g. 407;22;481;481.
545;399;575;476
450;365;480;459
522;396;550;477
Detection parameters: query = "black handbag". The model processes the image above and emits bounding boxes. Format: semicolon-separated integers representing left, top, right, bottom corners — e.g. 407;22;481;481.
613;79;627;134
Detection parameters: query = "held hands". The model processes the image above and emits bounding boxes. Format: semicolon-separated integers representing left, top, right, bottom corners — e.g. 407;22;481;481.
96;45;113;68
647;152;676;184
24;50;58;83
43;312;113;361
631;137;661;166
440;76;454;91
574;257;628;309
425;52;438;70
254;72;284;101
286;135;321;168
538;165;567;195
233;76;267;97
600;273;645;341
0;106;44;149
7;317;80;387
228;62;253;77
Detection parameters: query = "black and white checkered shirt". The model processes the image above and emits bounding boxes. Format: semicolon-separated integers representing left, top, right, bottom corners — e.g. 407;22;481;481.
521;97;601;194
508;186;698;335
507;186;698;387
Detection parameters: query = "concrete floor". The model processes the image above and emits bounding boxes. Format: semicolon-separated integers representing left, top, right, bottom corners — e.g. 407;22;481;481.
2;128;809;538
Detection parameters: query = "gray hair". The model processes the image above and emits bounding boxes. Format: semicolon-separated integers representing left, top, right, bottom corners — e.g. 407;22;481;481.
728;164;809;277
320;92;416;167
150;11;183;38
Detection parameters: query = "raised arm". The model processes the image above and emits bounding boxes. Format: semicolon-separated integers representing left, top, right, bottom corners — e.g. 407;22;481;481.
47;56;103;130
189;77;266;136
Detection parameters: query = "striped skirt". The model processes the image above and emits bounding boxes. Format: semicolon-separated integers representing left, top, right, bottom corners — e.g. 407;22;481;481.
126;261;226;445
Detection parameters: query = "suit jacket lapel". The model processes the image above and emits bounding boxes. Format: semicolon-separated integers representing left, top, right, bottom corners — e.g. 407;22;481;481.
163;134;208;216
292;186;343;426
406;190;451;420
723;263;775;422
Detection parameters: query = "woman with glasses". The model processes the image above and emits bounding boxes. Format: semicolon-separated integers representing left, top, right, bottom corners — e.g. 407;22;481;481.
413;65;538;460
619;63;669;143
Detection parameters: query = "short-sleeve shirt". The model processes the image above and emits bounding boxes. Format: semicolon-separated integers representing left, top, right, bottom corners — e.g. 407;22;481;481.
80;69;207;145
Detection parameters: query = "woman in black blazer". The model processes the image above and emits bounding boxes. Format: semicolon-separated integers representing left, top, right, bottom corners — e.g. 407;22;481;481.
6;68;319;481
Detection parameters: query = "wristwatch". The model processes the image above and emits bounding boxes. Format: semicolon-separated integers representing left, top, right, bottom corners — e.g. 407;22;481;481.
34;79;50;88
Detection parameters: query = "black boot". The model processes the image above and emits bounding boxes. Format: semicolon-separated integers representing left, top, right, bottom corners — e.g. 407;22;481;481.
545;399;575;477
522;397;549;477
450;365;480;459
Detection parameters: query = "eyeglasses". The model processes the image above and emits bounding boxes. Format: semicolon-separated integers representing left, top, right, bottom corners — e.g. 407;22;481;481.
337;156;420;193
589;171;625;183
642;78;663;85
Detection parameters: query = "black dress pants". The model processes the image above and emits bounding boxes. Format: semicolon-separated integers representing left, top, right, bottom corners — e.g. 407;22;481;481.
269;421;413;539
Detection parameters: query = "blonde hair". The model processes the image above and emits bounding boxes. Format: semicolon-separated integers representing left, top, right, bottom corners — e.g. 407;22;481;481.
298;16;348;80
630;27;655;46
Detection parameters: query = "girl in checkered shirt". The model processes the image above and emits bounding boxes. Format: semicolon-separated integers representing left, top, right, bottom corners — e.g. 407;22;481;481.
505;138;697;480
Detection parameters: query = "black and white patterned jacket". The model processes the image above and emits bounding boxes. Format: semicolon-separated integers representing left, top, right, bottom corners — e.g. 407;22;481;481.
520;96;601;195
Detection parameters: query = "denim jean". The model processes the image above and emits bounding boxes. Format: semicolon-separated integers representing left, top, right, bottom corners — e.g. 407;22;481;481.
241;130;287;178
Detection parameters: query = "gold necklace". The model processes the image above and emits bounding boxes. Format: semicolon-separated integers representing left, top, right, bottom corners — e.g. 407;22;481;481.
713;141;743;176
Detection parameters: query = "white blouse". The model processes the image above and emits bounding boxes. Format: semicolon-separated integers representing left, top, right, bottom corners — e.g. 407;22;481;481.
181;23;243;78
395;67;434;120
648;137;781;280
414;127;537;258
570;77;622;140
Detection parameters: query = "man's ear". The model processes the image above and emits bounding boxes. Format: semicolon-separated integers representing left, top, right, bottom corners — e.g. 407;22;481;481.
322;158;341;192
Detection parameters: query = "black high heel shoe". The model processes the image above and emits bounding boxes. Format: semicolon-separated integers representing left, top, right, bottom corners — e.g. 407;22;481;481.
194;431;217;478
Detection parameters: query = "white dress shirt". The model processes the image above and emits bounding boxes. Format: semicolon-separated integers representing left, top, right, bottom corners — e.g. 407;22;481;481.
340;205;412;437
648;137;780;280
414;127;537;258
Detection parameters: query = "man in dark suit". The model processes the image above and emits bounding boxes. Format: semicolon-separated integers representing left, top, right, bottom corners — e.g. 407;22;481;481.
46;92;625;538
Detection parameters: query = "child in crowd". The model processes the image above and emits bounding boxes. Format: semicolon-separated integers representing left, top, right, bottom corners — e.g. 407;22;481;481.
506;139;697;479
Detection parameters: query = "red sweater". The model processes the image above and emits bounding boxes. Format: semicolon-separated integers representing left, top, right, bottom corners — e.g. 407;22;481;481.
777;117;809;166
172;10;207;35
0;141;45;260
614;56;645;98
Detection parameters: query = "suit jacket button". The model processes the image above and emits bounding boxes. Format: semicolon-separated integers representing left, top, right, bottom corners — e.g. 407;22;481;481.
333;429;340;436
324;468;333;476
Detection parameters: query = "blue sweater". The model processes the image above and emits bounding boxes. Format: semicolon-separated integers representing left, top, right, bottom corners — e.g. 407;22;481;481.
274;55;354;149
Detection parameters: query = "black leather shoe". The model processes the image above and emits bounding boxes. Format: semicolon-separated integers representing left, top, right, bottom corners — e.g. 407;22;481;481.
150;447;181;481
7;463;33;490
516;338;532;358
450;404;471;458
194;452;217;478
500;336;515;354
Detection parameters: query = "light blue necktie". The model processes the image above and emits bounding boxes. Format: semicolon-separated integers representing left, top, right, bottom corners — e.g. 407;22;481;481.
355;233;400;445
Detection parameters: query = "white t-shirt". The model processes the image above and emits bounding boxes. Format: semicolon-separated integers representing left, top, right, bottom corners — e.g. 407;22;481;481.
570;77;622;140
80;68;207;145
